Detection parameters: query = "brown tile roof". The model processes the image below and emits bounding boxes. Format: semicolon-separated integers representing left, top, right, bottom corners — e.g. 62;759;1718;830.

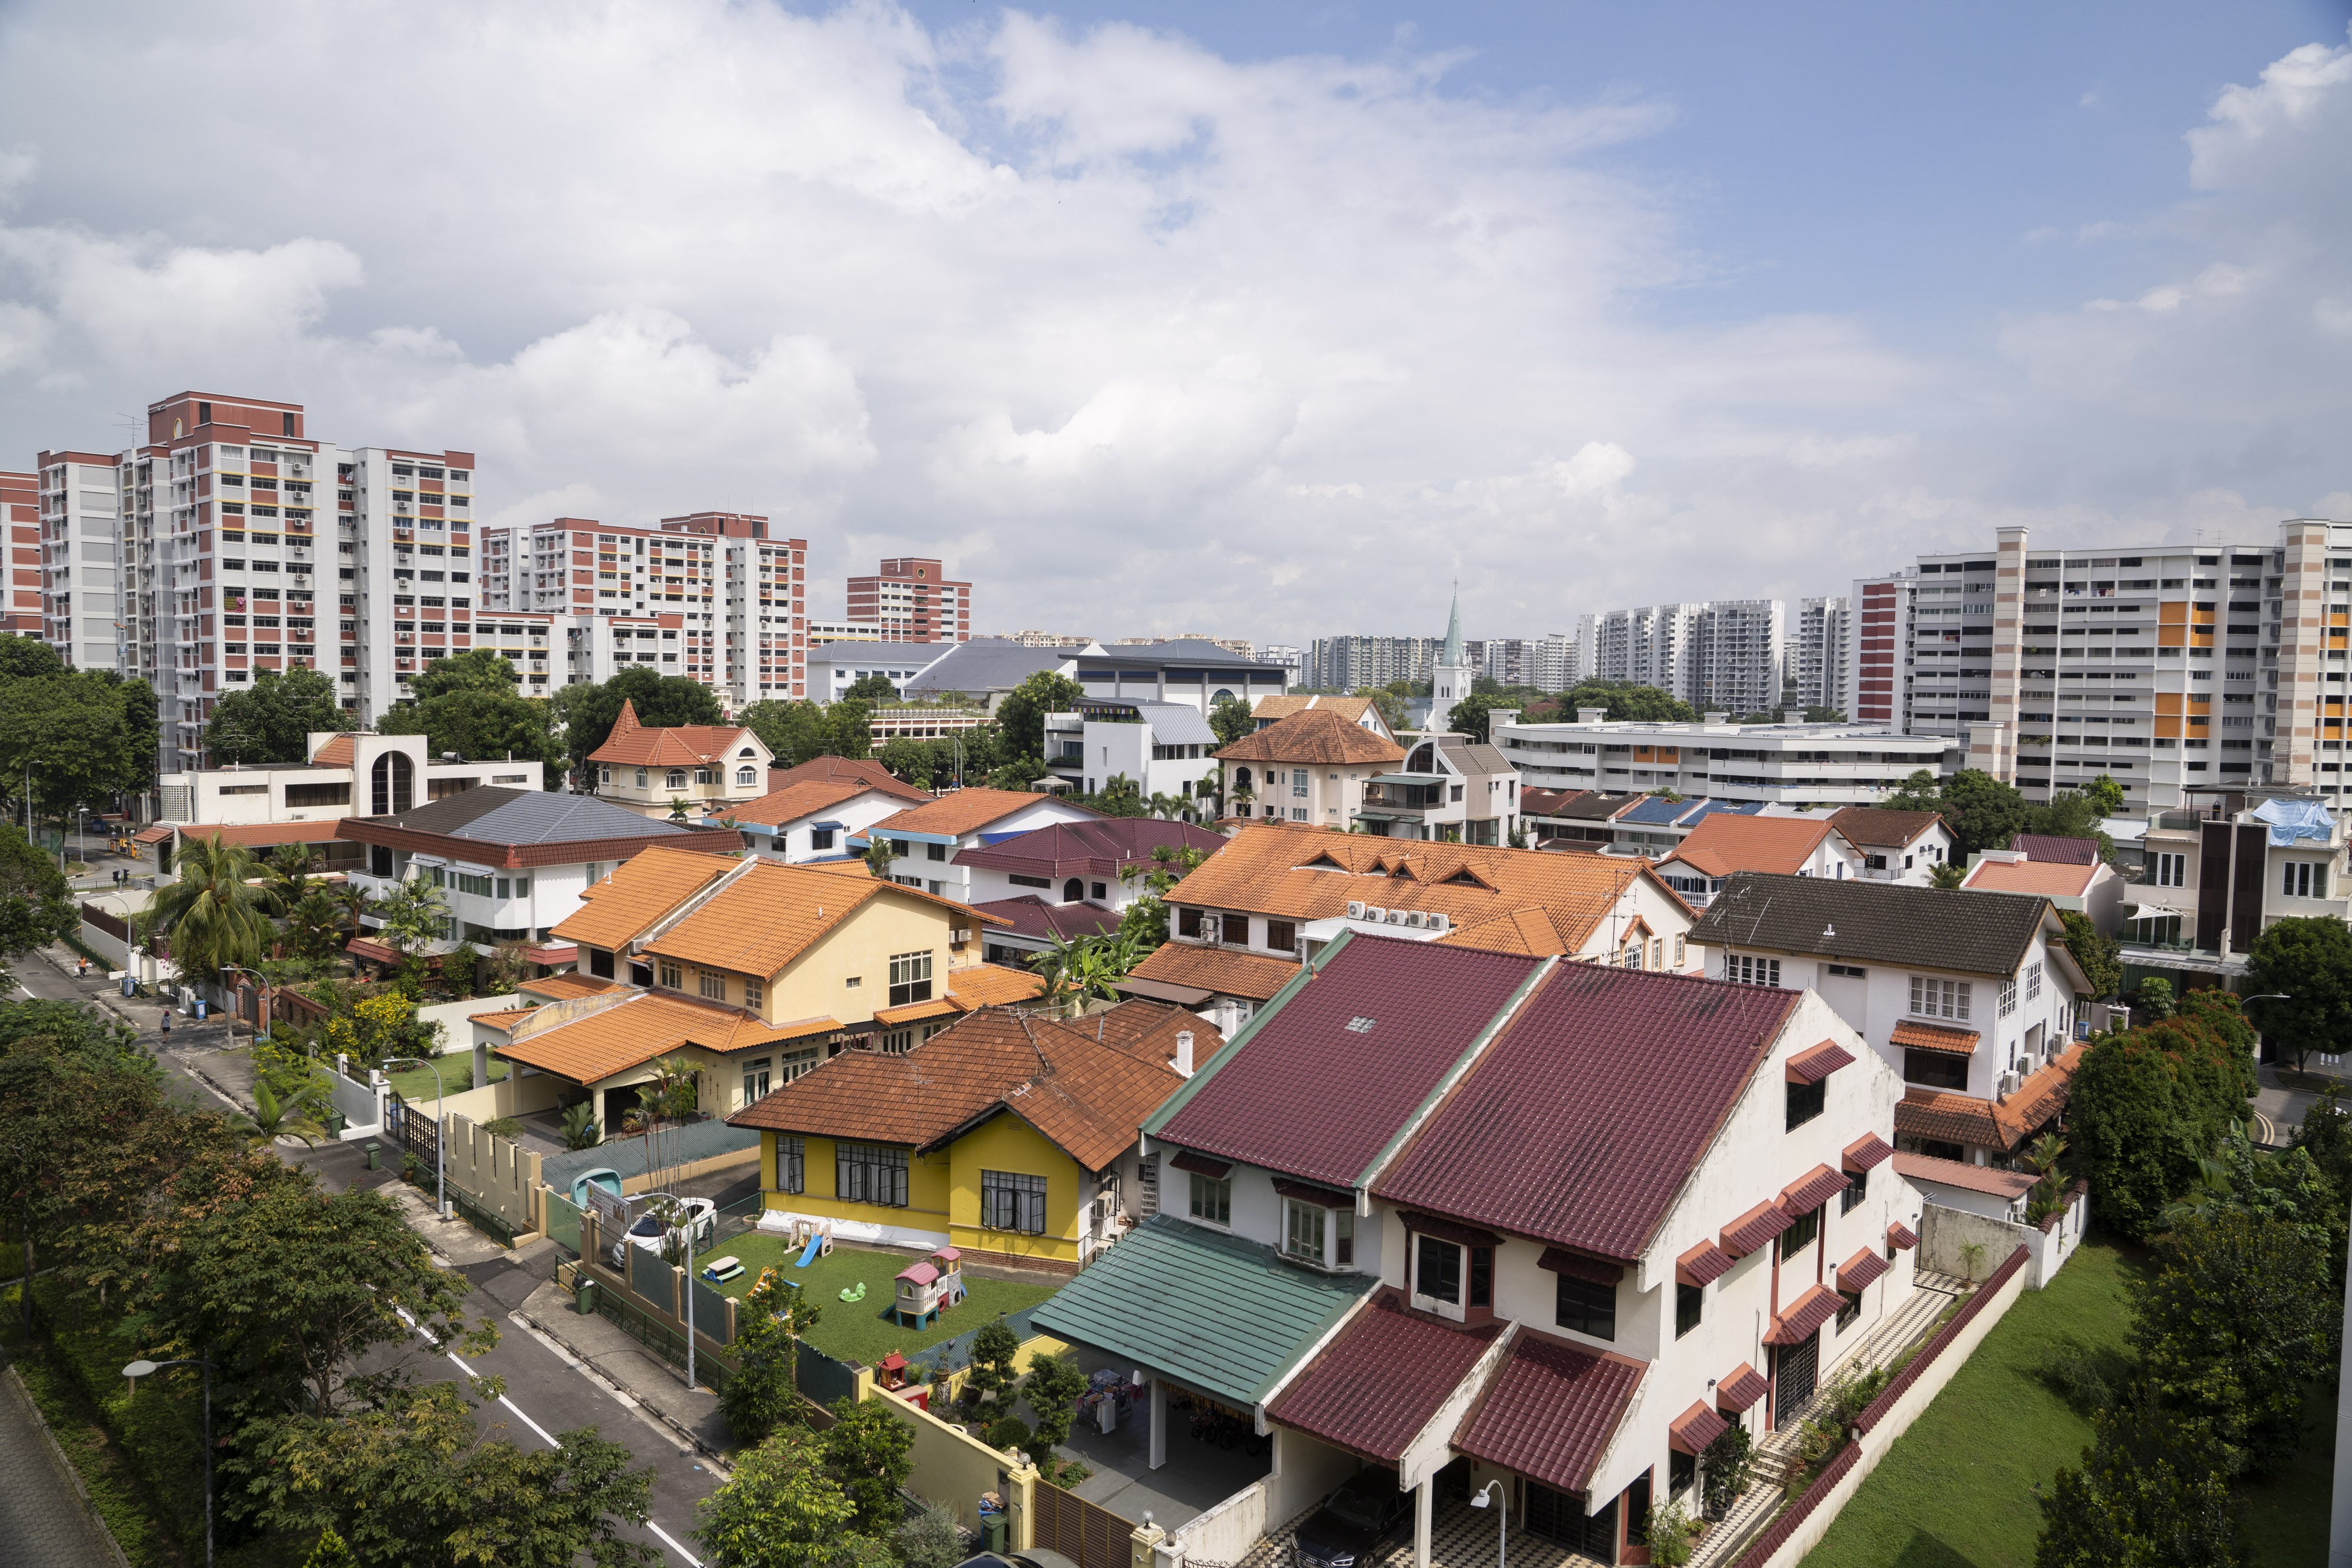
1251;694;1392;739
1887;1221;1919;1250
1374;965;1802;1261
1519;788;1589;818
1779;1164;1851;1215
1893;1043;2082;1152
1890;1019;1980;1055
1213;709;1406;766
495;990;741;1083
1658;814;1838;878
1669;1400;1730;1455
870;788;1090;840
716;779;893;830
179;820;350;848
2013;834;2100;865
1127;942;1301;1003
521;971;626;1003
1843;1133;1894;1172
1267;1288;1504;1462
310;732;357;766
1838;1247;1890;1293
549;845;741;951
970;896;1121;944
766;755;933;804
1719;1200;1793;1259
947;963;1051;1009
643;858;984;978
1891;1151;2038;1200
726;1001;1209;1172
588;699;759;768
1716;1362;1769;1413
1827;807;1945;849
1689;871;2067;982
1452;1331;1646;1494
1962;858;2100;898
1166;823;1690;959
1676;1239;1733;1287
1787;1040;1855;1084
1766;1283;1843;1345
467;1007;536;1032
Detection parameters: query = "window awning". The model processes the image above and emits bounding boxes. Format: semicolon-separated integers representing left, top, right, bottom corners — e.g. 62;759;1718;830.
811;820;846;830
1786;1039;1855;1084
1400;1211;1504;1250
874;998;958;1027
1887;1221;1919;1251
1668;1399;1730;1455
1272;1178;1353;1209
1842;1133;1894;1174
1171;1150;1232;1179
1838;1247;1889;1293
1778;1163;1851;1216
1676;1239;1733;1288
1765;1283;1842;1346
133;823;176;845
1891;1018;1980;1056
1715;1362;1769;1414
1538;1247;1626;1286
1719;1201;1793;1259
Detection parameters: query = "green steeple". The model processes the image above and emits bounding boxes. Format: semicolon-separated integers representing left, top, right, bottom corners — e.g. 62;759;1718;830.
1441;583;1465;667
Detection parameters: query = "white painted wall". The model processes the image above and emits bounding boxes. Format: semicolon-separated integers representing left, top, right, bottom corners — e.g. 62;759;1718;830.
731;789;904;864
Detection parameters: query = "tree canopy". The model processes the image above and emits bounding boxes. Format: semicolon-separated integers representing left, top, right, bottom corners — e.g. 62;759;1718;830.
206;666;348;766
2241;916;2352;1073
0;667;159;814
841;673;898;702
2067;1005;2257;1239
0;824;75;965
378;653;564;784
994;671;1085;763
1549;680;1699;724
1207;695;1255;747
550;669;726;785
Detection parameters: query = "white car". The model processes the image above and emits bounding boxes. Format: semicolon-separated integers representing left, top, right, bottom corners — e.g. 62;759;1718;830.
608;1195;717;1270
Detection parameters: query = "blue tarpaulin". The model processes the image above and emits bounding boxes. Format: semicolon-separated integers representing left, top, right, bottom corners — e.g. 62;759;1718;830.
2251;797;2334;847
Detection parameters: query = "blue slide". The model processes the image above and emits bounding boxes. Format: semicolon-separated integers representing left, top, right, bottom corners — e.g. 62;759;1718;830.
796;1235;824;1269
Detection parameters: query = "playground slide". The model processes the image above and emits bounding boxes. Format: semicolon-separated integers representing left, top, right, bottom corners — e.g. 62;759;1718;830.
796;1234;824;1268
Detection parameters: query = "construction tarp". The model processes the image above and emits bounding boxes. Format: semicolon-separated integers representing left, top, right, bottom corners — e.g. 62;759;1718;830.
2251;797;2334;847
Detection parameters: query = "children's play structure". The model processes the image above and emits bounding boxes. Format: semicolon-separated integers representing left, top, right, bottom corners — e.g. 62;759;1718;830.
890;1246;966;1329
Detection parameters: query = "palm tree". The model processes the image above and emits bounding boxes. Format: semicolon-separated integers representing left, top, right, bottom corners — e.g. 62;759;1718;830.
1929;861;1967;890
242;1079;328;1148
372;875;452;958
143;835;272;987
284;886;348;962
262;842;319;917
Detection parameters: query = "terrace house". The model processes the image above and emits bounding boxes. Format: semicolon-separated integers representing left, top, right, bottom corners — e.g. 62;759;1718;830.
716;778;923;864
954;818;1227;966
1653;814;1865;909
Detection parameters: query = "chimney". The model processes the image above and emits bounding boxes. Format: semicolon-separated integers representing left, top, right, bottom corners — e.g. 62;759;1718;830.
1174;1030;1195;1077
1577;707;1608;724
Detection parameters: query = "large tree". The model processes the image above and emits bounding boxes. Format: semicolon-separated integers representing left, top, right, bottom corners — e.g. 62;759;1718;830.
406;647;524;702
1880;767;2027;858
2241;916;2352;1074
739;699;831;768
379;686;563;783
1553;679;1699;724
2034;1396;2248;1567
0;824;75;964
552;669;724;785
142;834;273;984
2068;1014;2256;1239
842;673;898;702
994;671;1085;763
205;666;348;766
0;633;66;678
695;1429;873;1568
0;670;158;815
1208;695;1255;747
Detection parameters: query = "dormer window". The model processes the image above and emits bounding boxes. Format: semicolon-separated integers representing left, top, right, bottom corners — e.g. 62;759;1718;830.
1278;1186;1356;1271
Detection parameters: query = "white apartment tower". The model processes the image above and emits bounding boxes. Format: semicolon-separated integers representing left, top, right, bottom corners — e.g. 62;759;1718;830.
1788;596;1849;713
1580;600;1786;715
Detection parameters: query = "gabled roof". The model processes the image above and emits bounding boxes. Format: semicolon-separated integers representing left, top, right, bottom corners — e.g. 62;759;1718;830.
1962;858;2101;898
549;844;744;950
1688;871;2067;981
589;700;762;768
1452;1330;1646;1494
1519;788;1588;818
954;818;1226;880
640;858;995;978
900;638;1074;698
1829;807;1946;849
1375;965;1802;1261
1267;1288;1504;1462
495;989;840;1084
1214;710;1406;767
1252;694;1395;741
764;755;932;805
870;788;1091;841
1125;942;1301;1003
1659;814;1840;878
336;787;725;869
970;896;1121;944
2013;834;2099;865
1429;734;1514;777
310;733;357;765
1151;934;1548;1191
717;778;899;831
1892;1043;2082;1152
727;999;1204;1172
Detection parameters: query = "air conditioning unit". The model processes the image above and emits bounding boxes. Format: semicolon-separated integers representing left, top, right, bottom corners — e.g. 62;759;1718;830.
949;927;971;945
1347;901;1365;918
1363;905;1385;922
1428;912;1449;934
1386;908;1406;924
1403;911;1425;929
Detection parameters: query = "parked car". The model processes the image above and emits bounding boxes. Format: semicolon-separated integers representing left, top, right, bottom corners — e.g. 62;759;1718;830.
607;1195;717;1269
1294;1469;1412;1568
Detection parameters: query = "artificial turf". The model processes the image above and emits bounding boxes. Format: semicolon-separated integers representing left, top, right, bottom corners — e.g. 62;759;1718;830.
693;1231;1059;1368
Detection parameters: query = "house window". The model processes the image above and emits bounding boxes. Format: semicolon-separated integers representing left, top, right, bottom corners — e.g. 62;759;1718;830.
1292;769;1308;797
836;1142;908;1206
2154;851;2187;887
1178;907;1203;938
1674;934;1686;967
1675;1282;1703;1338
1267;920;1296;953
1335;1208;1354;1268
588;947;615;979
982;1170;1048;1234
1415;1235;1461;1305
666;769;687;790
1669;1447;1697;1498
636;768;649;788
1909;975;1971;1020
1728;954;1781;987
926;842;946;862
1904;1050;1970;1091
881;1028;914;1054
744;980;762;1011
1220;912;1250;945
1998;978;2017;1017
1786;1077;1826;1130
1842;1166;1870;1215
1781;1205;1820;1258
2286;861;2329;898
736;767;757;785
1826;963;1866;978
1836;1287;1863;1332
774;1134;804;1194
743;1058;771;1104
1188;1172;1231;1226
1554;1274;1615;1340
700;970;726;1001
696;768;714;786
812;828;836;851
1283;1200;1325;1263
1622;940;1643;969
887;950;933;1007
1469;1246;1492;1309
2025;961;2042;1002
781;1047;819;1082
659;961;684;990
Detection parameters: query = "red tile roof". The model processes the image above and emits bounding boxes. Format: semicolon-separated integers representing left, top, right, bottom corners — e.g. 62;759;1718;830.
1452;1332;1646;1494
1779;1164;1851;1215
588;699;759;768
1890;1018;1980;1055
1719;1201;1793;1259
1891;1151;2037;1201
1842;1134;1893;1173
179;820;352;848
1374;965;1801;1261
1125;942;1301;1003
1716;1362;1769;1413
1676;1240;1733;1287
1214;708;1406;765
1766;1283;1842;1346
310;732;358;766
1838;1247;1889;1293
1267;1289;1505;1462
1786;1040;1855;1084
1669;1400;1730;1455
970;896;1121;944
1887;1221;1919;1251
954;818;1227;879
1659;814;1838;878
1155;935;1545;1190
2013;833;2099;865
716;778;890;830
766;754;933;804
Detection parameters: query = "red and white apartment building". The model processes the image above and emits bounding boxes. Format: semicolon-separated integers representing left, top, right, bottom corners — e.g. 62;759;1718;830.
846;556;970;644
1;469;39;636
1842;571;1916;728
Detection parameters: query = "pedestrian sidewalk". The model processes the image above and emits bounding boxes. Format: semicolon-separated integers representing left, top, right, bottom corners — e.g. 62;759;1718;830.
515;1278;733;1463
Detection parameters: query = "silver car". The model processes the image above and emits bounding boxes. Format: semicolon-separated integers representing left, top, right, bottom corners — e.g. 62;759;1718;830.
607;1195;717;1270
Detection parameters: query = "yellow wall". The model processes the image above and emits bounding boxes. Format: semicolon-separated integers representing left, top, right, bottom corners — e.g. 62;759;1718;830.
759;1114;1090;1263
759;1131;955;1230
772;892;957;1028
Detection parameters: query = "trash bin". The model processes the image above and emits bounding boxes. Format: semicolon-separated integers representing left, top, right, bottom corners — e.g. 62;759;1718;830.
365;1142;381;1171
576;1278;599;1315
984;1515;1005;1555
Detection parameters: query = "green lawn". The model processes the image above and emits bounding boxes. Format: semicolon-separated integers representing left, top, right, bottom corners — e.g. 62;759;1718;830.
387;1054;506;1103
692;1232;1059;1368
1801;1240;2140;1568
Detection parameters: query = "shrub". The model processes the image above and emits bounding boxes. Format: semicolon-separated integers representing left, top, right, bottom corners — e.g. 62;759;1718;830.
983;1415;1034;1456
959;1316;1021;1418
1020;1353;1090;1453
1699;1423;1753;1520
823;1396;914;1534
896;1503;963;1568
1642;1498;1698;1567
482;1116;522;1141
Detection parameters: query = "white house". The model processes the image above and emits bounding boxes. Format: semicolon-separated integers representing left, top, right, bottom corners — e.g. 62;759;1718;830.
1357;733;1522;846
155;731;542;827
1043;700;1221;804
715;779;917;864
806;641;942;703
851;788;1103;903
1826;807;1956;886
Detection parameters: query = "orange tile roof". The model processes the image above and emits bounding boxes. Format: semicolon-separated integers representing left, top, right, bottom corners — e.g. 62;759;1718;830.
310;733;357;766
1214;708;1405;766
1165;823;1689;959
1251;694;1391;738
870;788;1087;840
549;844;741;950
729;1001;1215;1171
1962;859;2100;898
1891;1151;2038;1200
495;987;850;1084
642;857;997;977
1658;815;1838;878
467;1007;537;1032
587;699;760;768
1890;1018;1980;1055
1127;941;1301;1002
520;971;627;1003
1892;1042;2083;1152
947;963;1051;1009
179;820;351;848
716;779;891;830
766;755;932;804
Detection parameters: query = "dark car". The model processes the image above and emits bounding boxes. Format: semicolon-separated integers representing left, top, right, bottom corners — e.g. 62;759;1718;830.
1294;1469;1411;1568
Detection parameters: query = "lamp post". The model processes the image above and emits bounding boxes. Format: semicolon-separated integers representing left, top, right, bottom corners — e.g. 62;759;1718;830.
678;1201;697;1392
123;1355;212;1567
381;1055;447;1219
1469;1479;1506;1568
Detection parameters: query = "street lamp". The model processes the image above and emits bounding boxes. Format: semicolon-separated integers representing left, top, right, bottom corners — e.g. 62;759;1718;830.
123;1355;212;1567
381;1055;448;1219
75;806;86;874
1469;1479;1507;1568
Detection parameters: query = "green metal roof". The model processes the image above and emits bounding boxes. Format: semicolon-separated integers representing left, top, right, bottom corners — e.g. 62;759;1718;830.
1031;1215;1375;1409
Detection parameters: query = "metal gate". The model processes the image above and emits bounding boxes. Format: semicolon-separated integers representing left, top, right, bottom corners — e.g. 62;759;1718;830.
1032;1480;1132;1568
386;1094;440;1175
1773;1332;1819;1425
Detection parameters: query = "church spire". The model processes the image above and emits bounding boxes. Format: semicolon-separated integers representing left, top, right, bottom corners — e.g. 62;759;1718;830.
1442;580;1464;668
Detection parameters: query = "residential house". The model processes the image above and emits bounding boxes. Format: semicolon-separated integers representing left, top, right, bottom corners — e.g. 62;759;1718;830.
761;754;933;804
476;846;1045;1132
155;730;542;827
1044;700;1221;804
150;819;366;883
1829;807;1955;885
1251;693;1399;744
855;788;1103;902
716;779;924;864
1034;932;1916;1566
2122;787;2351;993
1214;710;1407;829
1357;733;1522;846
589;699;774;820
1962;847;2128;936
338;785;736;958
726;1001;1220;1266
1522;790;1642;849
1687;871;2091;1172
955;818;1227;964
1654;813;1865;910
1117;823;1700;1024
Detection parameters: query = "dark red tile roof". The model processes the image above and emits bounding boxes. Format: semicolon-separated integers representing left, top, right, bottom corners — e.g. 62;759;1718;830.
1838;1247;1889;1293
1716;1362;1769;1413
1843;1134;1893;1173
955;818;1228;880
968;895;1120;943
1171;1151;1231;1178
2013;833;2099;865
1267;1289;1505;1462
1887;1221;1919;1251
1720;1201;1793;1258
1786;1040;1855;1084
1676;1240;1733;1287
1452;1331;1646;1493
1274;1177;1353;1208
1377;965;1800;1261
1669;1400;1730;1455
1779;1164;1850;1215
1538;1248;1624;1286
1402;1212;1504;1249
1766;1283;1842;1346
1157;935;1546;1189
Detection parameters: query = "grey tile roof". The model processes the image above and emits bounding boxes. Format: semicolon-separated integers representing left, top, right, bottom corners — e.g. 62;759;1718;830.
1132;702;1219;747
1075;639;1265;669
1686;871;2053;978
900;638;1076;696
1435;735;1514;775
362;786;697;846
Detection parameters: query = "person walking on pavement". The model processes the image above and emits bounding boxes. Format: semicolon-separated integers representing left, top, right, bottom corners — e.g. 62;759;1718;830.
159;1010;170;1038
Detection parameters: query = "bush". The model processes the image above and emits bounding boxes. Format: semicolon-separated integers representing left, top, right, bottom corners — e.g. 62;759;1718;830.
1699;1422;1753;1520
823;1395;914;1534
2040;1348;2117;1415
1020;1353;1090;1453
482;1116;522;1141
896;1503;964;1568
983;1415;1035;1455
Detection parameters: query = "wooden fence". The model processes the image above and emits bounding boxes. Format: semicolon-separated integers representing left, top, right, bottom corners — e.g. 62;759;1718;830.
1033;1478;1135;1568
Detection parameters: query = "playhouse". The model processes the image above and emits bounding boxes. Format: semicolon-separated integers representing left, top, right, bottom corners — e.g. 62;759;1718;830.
890;1246;966;1329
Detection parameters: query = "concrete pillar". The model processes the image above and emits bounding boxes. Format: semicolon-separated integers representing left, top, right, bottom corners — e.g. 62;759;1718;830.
1007;1460;1039;1552
1129;1517;1166;1568
1150;1376;1168;1470
591;1084;607;1134
473;1036;490;1092
1414;1477;1434;1568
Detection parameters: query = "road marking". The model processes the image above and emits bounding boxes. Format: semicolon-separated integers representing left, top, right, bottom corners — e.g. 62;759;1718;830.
647;1520;703;1566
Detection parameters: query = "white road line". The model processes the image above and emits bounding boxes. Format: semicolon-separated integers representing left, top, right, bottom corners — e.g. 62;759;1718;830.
647;1520;703;1566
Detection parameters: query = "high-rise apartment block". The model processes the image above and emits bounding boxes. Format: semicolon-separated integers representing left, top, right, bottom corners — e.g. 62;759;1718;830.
846;557;968;643
1842;572;1915;727
1578;600;1788;715
1788;596;1849;713
2;470;42;636
1532;631;1579;693
1306;634;1441;691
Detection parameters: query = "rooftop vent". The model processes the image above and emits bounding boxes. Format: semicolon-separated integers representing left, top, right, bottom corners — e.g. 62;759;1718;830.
1344;1017;1376;1034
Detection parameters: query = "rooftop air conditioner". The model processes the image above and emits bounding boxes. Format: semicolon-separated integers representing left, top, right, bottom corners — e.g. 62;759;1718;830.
1363;905;1385;922
1428;912;1449;934
1386;908;1406;924
1403;911;1425;928
1347;901;1365;918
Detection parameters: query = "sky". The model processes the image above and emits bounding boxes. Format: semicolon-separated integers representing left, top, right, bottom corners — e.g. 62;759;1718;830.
0;0;2347;648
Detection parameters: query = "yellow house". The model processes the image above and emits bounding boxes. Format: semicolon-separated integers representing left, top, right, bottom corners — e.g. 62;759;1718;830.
727;1001;1218;1267
477;845;1045;1129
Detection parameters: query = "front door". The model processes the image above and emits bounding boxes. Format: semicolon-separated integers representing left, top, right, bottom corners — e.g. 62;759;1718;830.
1774;1332;1819;1426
